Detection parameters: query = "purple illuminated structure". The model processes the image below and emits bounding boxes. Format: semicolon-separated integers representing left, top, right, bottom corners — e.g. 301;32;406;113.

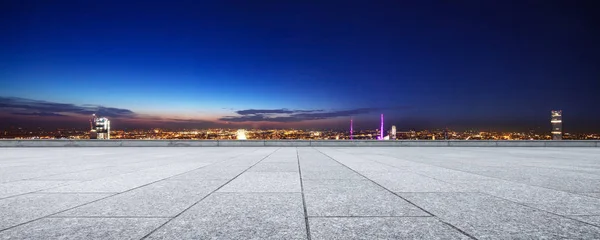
350;118;354;140
380;114;384;140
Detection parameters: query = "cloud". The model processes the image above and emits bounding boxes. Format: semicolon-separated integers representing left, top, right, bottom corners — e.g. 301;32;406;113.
292;108;375;120
219;107;379;123
0;97;135;118
93;107;135;117
235;109;323;115
11;112;66;117
0;96;226;128
219;115;299;123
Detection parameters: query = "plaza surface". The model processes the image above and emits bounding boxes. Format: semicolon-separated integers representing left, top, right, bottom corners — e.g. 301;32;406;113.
1;147;600;239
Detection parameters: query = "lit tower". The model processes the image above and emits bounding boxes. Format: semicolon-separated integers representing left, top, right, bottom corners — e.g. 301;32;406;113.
551;110;562;140
391;125;396;140
90;114;110;140
380;114;384;140
350;118;354;140
237;129;247;140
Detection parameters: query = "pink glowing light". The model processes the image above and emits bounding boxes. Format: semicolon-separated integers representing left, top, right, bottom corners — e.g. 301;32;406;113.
380;114;384;140
350;118;353;140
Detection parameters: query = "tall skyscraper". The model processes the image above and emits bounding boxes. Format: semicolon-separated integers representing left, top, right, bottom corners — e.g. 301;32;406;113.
391;125;397;139
90;114;110;139
350;118;353;140
551;110;562;140
380;114;384;140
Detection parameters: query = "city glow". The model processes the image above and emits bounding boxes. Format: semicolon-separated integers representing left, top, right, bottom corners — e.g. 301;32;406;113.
236;129;247;140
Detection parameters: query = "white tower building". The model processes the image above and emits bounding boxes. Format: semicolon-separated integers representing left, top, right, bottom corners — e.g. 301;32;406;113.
90;114;110;140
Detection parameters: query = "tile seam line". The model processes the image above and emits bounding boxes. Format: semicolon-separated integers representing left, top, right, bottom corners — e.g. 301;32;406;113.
371;151;591;197
0;148;264;233
23;192;121;194
312;147;478;240
1;151;251;198
5;153;211;184
296;147;312;240
564;214;600;217
1;158;215;197
326;148;477;192
139;147;282;240
46;216;172;219
478;192;600;229
308;215;434;218
442;147;586;160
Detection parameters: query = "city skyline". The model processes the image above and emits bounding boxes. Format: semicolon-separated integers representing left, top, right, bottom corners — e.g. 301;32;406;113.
0;96;594;134
2;1;599;132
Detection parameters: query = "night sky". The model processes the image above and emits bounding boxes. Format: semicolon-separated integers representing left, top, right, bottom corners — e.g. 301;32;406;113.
1;1;599;132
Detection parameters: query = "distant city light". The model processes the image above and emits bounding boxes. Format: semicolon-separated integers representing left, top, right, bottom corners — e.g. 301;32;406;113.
237;129;247;140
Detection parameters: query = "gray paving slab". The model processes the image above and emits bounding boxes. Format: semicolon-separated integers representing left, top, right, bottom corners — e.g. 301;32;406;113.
1;147;600;239
0;180;80;199
218;172;301;192
568;215;600;226
42;162;209;193
353;154;435;167
146;193;307;239
57;179;226;217
581;192;600;198
261;154;298;162
248;162;299;172
262;148;299;162
309;217;471;240
0;193;110;230
33;166;142;181
401;192;600;239
363;171;472;192
298;157;342;167
0;165;106;183
168;166;248;180
456;179;600;215
340;162;405;172
0;217;168;240
470;167;600;192
467;166;600;182
527;176;600;192
301;166;365;180
303;180;428;217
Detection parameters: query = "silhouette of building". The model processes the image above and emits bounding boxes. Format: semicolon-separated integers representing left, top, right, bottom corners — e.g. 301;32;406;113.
551;110;562;140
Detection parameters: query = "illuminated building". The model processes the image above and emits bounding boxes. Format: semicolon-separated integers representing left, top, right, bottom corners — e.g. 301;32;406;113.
391;125;396;139
380;114;384;140
551;110;562;140
90;114;110;139
350;118;354;140
237;129;247;140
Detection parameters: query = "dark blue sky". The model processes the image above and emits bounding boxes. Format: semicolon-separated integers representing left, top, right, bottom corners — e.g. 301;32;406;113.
1;1;599;131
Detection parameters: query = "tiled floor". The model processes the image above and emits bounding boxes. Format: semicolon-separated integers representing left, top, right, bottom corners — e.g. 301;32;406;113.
1;147;599;239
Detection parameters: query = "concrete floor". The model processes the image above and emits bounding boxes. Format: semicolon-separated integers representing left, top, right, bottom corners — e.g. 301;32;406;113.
1;147;599;239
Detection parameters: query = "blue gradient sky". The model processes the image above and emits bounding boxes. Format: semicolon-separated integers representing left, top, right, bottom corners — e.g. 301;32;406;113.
1;1;599;131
